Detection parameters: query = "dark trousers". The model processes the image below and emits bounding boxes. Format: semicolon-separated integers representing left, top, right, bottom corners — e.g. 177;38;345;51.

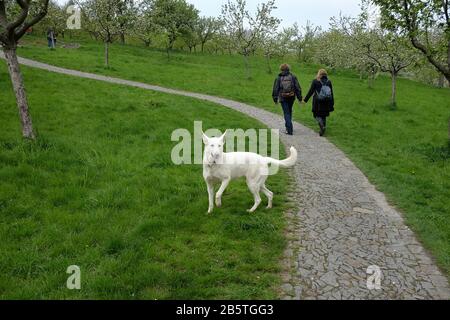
281;99;294;135
315;116;327;127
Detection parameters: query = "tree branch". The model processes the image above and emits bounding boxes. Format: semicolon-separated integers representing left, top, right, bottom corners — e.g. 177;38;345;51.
7;0;30;32
401;0;449;76
444;0;449;28
0;1;8;28
411;36;449;74
15;0;50;39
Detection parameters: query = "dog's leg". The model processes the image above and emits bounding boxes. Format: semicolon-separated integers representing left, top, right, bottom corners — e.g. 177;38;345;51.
261;184;274;209
206;180;215;214
246;179;262;213
215;178;230;208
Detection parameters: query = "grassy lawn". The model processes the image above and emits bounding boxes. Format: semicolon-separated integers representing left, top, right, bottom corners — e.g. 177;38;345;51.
15;35;450;277
0;63;290;299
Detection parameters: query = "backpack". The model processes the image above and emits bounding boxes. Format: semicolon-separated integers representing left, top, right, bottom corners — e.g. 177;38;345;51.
316;80;332;102
280;74;295;98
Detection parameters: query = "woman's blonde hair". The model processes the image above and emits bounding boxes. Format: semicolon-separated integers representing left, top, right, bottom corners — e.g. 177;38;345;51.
316;69;328;80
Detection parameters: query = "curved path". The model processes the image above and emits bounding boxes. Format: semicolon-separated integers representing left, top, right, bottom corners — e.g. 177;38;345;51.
2;53;449;300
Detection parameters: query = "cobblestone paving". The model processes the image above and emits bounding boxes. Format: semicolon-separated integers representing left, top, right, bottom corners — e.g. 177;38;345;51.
4;53;449;300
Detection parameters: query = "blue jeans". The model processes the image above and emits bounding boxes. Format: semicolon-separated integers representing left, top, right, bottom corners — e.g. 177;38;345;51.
281;100;294;135
47;38;56;48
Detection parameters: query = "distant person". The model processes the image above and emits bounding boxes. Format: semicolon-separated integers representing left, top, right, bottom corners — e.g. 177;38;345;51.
272;64;302;136
304;69;335;136
47;28;56;48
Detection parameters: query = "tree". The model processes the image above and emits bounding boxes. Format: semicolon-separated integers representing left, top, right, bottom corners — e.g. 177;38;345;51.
133;0;156;47
361;31;416;107
332;11;417;107
277;25;297;58
40;0;67;39
299;21;320;62
221;0;280;79
259;4;280;74
195;16;220;52
183;29;198;52
150;0;199;59
116;0;135;45
325;16;380;87
207;31;229;55
1;0;50;139
371;0;450;83
79;0;124;67
261;31;278;74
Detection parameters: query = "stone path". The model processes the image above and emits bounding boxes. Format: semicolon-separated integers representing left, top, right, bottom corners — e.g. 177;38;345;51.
2;53;449;300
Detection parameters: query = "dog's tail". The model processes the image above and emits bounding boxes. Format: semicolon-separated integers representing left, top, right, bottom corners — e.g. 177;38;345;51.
267;146;298;168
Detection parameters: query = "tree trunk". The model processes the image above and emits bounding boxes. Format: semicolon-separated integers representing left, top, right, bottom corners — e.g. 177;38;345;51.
120;32;125;45
438;74;445;88
51;31;55;49
391;72;397;108
3;47;35;139
104;41;109;67
243;54;251;79
368;70;375;89
201;42;205;52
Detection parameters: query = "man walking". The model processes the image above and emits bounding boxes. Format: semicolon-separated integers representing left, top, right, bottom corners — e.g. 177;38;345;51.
272;64;302;135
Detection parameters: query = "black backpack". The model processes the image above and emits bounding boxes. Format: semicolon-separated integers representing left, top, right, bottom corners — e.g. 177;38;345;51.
316;80;332;102
280;74;295;98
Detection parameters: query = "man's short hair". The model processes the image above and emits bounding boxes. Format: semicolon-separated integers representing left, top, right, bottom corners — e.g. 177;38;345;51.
280;64;290;72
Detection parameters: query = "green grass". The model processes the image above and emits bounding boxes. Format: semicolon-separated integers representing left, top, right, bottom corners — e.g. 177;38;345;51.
15;34;450;277
0;63;290;299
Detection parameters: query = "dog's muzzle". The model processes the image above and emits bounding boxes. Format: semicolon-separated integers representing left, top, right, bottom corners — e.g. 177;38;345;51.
207;154;220;166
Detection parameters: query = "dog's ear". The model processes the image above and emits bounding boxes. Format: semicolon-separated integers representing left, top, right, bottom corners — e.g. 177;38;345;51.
202;131;209;145
219;131;227;144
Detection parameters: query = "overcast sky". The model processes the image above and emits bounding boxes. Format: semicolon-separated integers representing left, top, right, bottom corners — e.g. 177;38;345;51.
188;0;363;29
56;0;363;29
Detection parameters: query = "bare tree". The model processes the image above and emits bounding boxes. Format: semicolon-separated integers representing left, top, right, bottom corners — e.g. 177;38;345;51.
221;0;279;79
362;31;416;107
333;12;416;107
1;0;50;139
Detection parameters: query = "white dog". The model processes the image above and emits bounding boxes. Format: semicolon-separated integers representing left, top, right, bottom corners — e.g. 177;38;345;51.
202;131;298;214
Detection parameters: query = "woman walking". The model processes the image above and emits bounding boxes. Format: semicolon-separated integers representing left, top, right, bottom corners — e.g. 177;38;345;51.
304;69;335;136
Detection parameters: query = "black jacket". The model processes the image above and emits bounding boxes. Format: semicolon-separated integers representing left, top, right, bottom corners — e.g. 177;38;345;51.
272;71;302;103
304;76;335;117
